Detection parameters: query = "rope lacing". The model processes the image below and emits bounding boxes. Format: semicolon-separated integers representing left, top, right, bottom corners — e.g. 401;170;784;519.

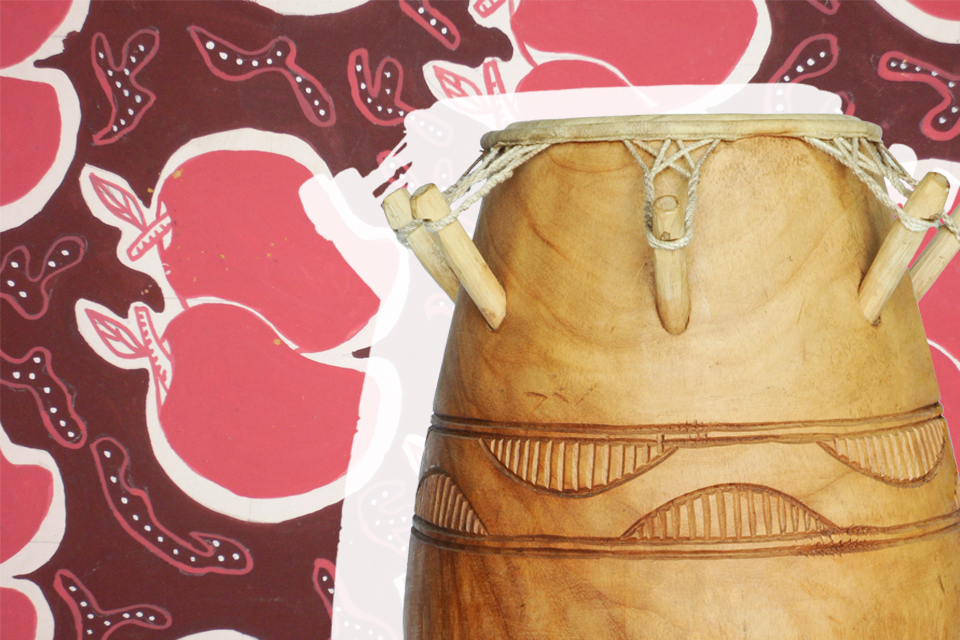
803;137;956;238
390;134;956;248
622;138;720;251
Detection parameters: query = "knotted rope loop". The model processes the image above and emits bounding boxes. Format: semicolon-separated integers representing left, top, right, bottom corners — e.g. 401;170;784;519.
942;214;960;241
394;219;422;247
623;138;721;251
800;137;950;233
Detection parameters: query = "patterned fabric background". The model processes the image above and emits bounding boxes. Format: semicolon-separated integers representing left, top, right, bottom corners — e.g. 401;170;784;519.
1;1;958;638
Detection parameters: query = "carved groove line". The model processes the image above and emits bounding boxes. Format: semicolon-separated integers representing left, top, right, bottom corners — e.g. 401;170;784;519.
483;437;674;494
821;419;945;484
415;471;488;535
622;484;836;541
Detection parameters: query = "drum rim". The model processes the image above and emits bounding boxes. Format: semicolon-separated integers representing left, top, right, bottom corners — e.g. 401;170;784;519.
480;114;883;149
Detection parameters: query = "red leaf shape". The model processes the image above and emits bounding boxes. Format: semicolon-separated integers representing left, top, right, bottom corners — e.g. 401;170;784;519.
89;173;147;230
85;309;146;359
434;65;483;99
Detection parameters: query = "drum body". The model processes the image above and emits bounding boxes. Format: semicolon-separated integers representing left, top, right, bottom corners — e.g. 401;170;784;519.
404;116;960;640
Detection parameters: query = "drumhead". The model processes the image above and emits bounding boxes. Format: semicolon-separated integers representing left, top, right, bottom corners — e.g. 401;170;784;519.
480;114;882;149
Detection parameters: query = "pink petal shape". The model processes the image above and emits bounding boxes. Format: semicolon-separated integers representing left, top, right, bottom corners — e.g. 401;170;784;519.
0;588;37;640
510;0;757;85
0;77;60;206
0;450;53;562
517;59;628;92
158;304;364;498
0;0;71;68
156;150;379;353
907;0;960;20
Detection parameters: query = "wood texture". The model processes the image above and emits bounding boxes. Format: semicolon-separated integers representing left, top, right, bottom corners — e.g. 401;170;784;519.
911;201;960;300
434;137;939;425
382;188;460;300
858;172;950;323
405;119;960;640
410;184;506;330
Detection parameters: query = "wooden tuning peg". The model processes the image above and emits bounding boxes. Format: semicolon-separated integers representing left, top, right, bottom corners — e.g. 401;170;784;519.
410;184;506;330
652;195;690;335
382;188;460;301
910;200;960;300
858;172;950;324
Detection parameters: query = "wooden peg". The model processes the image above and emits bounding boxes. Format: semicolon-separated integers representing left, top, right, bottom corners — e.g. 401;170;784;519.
410;184;506;330
910;201;960;300
858;172;950;324
652;195;690;335
382;188;460;301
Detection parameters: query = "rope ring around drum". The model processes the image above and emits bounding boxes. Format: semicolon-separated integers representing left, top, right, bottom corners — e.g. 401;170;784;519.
392;135;953;249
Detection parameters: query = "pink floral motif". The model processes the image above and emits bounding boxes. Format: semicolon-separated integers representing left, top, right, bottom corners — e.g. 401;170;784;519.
510;0;757;86
0;77;61;206
878;51;960;141
1;237;84;319
806;0;839;15
84;305;170;406
0;587;37;640
483;60;506;95
349;49;415;126
85;310;149;361
53;570;172;639
472;0;507;19
433;65;483;100
91;29;159;145
0;450;53;563
312;557;336;619
769;34;839;84
91;437;253;575
89;174;171;261
399;0;460;50
0;347;86;449
189;26;335;127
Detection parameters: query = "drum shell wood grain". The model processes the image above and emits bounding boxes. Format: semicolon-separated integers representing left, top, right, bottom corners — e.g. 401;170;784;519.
406;532;960;640
406;129;960;639
433;137;939;426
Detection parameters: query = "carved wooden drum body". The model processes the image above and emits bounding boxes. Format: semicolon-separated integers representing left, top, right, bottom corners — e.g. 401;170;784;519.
397;116;960;639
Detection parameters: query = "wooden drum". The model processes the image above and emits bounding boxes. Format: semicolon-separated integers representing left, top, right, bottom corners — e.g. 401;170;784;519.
385;115;960;640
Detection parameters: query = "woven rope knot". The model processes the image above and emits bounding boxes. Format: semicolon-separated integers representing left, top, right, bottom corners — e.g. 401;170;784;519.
942;214;960;241
394;219;422;247
896;210;941;233
423;216;457;234
623;138;721;251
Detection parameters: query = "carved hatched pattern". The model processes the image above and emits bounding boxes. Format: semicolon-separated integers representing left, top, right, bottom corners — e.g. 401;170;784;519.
820;419;946;485
415;471;488;535
483;437;675;494
622;484;836;541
